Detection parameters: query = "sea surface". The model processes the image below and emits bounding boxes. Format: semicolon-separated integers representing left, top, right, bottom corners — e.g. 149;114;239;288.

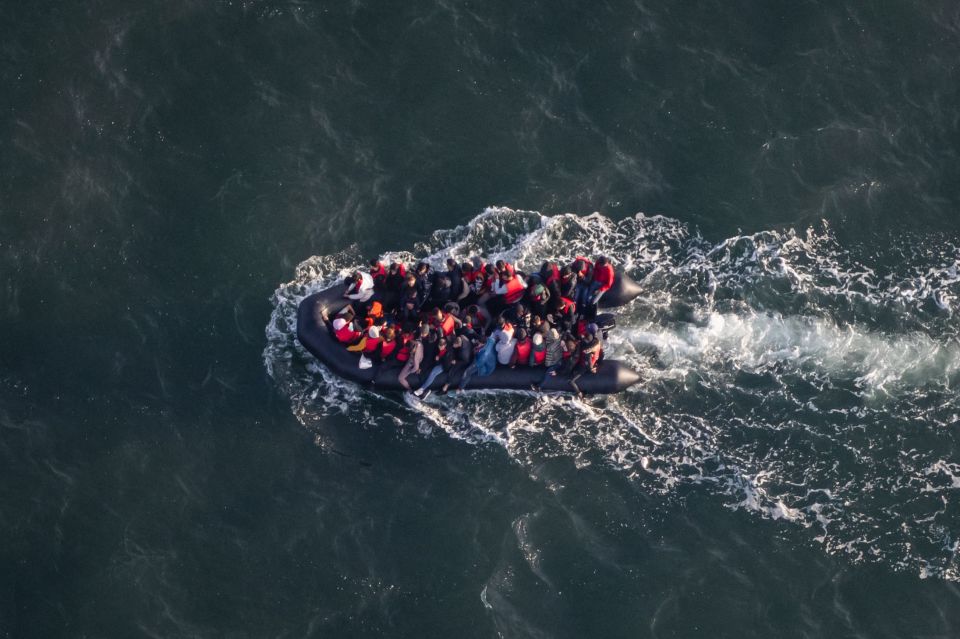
3;1;960;637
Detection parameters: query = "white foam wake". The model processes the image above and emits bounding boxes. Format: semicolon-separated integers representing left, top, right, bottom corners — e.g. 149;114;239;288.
264;206;960;582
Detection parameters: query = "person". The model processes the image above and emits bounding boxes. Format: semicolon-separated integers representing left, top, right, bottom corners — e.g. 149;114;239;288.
551;294;577;333
440;334;474;394
445;258;466;302
589;256;615;307
540;261;561;294
559;265;578;301
527;281;551;317
460;261;482;304
413;327;445;397
372;326;399;364
332;310;362;345
457;336;494;391
397;330;424;391
509;328;532;368
369;259;387;289
385;261;407;294
531;328;564;391
507;302;532;331
429;275;454;308
414;262;434;304
344;270;375;303
571;257;595;309
493;318;517;366
495;259;516;279
558;334;581;378
429;306;460;337
399;274;421;322
569;332;602;398
474;263;499;305
360;325;382;358
490;271;526;318
530;314;547;337
528;332;547;367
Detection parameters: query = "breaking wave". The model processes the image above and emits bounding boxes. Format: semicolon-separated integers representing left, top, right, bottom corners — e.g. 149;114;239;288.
264;207;960;582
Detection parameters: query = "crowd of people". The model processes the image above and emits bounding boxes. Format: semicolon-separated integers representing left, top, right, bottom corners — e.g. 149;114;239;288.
322;255;617;398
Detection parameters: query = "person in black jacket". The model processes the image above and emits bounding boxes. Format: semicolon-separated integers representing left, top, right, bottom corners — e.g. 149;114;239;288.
440;334;474;394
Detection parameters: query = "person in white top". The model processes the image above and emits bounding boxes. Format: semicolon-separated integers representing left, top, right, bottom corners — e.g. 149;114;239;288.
343;270;374;302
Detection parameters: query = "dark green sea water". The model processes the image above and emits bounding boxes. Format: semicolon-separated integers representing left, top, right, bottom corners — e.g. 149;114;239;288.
3;1;960;637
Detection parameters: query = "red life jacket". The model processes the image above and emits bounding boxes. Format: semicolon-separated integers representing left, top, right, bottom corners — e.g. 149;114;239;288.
576;319;588;337
335;323;360;343
500;262;516;278
362;336;382;354
557;296;576;316
379;339;397;359
514;340;532;364
580;347;601;369
503;276;526;304
544;263;560;287
395;335;411;362
593;263;615;292
532;348;546;365
370;262;387;287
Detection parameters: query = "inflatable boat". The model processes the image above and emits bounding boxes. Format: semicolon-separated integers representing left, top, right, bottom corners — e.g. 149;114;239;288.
296;271;644;395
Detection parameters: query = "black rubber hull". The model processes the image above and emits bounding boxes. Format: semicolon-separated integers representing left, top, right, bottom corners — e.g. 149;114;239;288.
295;272;643;395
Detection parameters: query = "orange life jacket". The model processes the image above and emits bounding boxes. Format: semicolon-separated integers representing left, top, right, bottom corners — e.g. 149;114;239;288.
440;313;456;336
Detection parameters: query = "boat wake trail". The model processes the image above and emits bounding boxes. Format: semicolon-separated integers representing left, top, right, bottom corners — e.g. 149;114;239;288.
264;207;960;582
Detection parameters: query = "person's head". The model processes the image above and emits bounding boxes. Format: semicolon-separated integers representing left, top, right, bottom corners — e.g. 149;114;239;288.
560;266;572;277
484;263;497;276
440;276;452;288
515;303;527;316
405;274;417;286
431;307;443;319
549;327;560;341
382;327;395;341
595;256;608;267
467;304;480;316
581;332;596;346
332;317;347;331
389;261;401;273
446;258;457;269
586;323;598;336
516;328;528;341
367;325;380;339
461;261;473;273
416;262;429;274
497;316;508;329
572;259;585;274
540;261;551;273
419;324;432;339
531;315;543;329
532;333;544;347
532;283;545;298
352;271;364;283
369;258;381;268
452;335;463;349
